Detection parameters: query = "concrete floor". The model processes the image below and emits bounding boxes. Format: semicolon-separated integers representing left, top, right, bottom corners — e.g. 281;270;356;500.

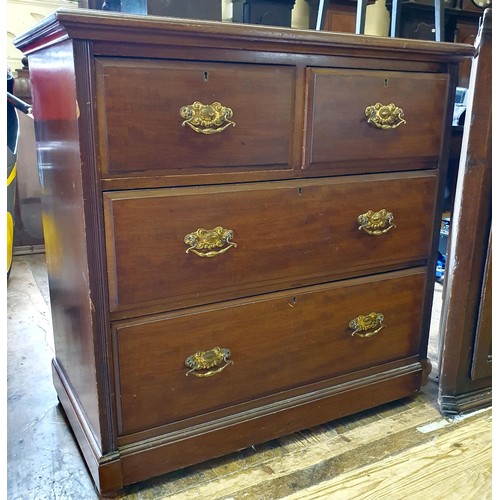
8;253;489;500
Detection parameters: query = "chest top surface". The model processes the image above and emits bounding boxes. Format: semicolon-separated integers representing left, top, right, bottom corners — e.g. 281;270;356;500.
14;7;475;62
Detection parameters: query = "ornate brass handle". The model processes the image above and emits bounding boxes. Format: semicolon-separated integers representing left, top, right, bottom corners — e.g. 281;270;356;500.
184;226;237;258
185;347;233;377
358;209;395;235
349;312;386;338
180;101;235;134
365;102;406;129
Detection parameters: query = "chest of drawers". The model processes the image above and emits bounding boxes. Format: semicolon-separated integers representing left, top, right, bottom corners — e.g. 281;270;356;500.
14;9;474;495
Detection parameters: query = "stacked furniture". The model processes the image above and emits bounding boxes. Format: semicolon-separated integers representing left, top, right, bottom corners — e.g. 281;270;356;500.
438;9;491;415
14;9;473;495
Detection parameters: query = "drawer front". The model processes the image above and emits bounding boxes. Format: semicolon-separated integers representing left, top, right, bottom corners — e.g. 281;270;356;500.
104;173;437;315
96;58;296;177
304;68;449;173
114;269;427;435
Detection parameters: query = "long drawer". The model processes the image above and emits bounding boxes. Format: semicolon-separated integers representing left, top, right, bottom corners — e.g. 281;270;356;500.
304;68;449;174
96;58;296;178
113;268;427;435
104;172;437;316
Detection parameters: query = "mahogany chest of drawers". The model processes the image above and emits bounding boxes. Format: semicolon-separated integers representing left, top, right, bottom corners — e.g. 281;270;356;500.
14;9;474;495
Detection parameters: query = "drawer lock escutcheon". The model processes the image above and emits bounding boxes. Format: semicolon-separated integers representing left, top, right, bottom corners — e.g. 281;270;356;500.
185;347;233;377
180;101;236;134
184;226;237;257
365;102;406;130
358;209;395;235
349;312;386;338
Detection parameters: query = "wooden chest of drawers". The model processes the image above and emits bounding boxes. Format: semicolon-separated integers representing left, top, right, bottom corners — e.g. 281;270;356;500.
14;9;474;495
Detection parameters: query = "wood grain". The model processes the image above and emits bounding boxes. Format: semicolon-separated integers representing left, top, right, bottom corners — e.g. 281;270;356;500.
282;411;491;500
104;173;437;317
115;269;426;434
96;58;296;176
13;8;474;495
305;68;448;171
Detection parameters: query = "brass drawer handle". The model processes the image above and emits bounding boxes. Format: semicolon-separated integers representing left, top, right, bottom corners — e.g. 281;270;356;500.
349;312;386;338
184;226;237;258
185;347;233;377
180;101;236;134
365;102;406;129
358;209;395;235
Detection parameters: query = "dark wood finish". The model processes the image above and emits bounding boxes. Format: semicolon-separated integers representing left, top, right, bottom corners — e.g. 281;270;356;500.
305;68;448;171
27;40;106;449
453;13;480;87
96;58;296;176
438;9;491;415
119;363;423;485
232;0;296;27
147;0;222;20
115;269;426;434
104;173;437;317
470;229;492;380
387;1;482;87
88;0;223;19
14;9;473;495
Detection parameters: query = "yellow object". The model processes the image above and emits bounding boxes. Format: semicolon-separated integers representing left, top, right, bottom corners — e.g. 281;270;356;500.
349;312;386;338
365;102;406;129
7;162;17;274
184;226;237;257
180;101;235;134
185;347;234;377
357;209;396;235
7;162;17;187
7;211;14;272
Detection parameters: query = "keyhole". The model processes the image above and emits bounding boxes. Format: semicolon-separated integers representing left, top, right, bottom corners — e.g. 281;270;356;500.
298;187;303;195
384;78;389;88
204;71;209;82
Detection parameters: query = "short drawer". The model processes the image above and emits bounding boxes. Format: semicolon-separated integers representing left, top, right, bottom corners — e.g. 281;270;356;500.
304;68;449;173
114;269;427;435
103;172;437;316
96;58;296;178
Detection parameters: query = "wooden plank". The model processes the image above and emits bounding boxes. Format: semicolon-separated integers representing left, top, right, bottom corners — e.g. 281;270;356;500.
155;400;444;499
283;411;491;499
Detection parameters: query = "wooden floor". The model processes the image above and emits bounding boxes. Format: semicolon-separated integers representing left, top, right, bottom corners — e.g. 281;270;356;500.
7;254;492;499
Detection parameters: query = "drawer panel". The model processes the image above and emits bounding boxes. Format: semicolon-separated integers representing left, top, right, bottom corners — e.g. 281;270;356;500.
104;173;437;315
96;58;296;177
304;68;449;172
114;269;427;435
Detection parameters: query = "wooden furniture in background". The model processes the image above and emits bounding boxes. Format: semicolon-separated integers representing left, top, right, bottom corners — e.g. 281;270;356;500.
307;0;376;32
14;9;473;495
438;9;491;415
387;0;483;86
232;0;297;27
82;0;222;20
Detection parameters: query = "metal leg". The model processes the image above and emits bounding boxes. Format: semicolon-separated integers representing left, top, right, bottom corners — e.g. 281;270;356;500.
355;0;368;34
434;0;445;41
315;0;329;30
390;0;401;38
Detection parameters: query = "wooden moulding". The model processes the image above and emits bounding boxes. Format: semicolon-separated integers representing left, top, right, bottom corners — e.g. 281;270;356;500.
14;8;475;62
54;355;423;494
